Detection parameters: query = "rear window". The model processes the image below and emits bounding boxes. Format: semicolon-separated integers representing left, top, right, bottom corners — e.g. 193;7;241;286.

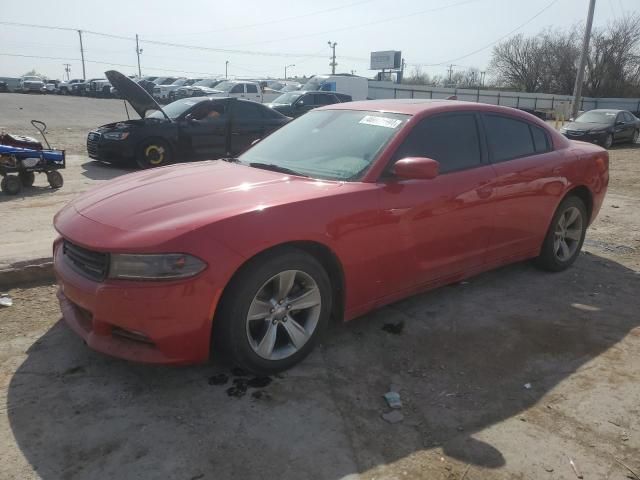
531;125;550;153
483;114;537;162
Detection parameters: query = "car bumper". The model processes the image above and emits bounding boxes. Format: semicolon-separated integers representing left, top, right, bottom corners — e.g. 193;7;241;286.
53;239;217;365
87;134;135;163
561;131;608;145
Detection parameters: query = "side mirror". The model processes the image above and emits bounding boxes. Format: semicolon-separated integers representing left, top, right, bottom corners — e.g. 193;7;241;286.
295;101;304;108
184;113;195;122
392;157;439;180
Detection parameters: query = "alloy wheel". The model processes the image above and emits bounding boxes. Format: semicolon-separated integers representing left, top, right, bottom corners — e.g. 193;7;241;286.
554;206;583;262
245;270;322;361
604;134;613;149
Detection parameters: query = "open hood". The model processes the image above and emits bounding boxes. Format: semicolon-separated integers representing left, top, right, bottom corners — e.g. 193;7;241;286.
105;70;170;121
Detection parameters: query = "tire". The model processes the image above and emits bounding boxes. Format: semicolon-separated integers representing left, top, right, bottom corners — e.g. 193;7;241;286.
214;248;332;374
632;129;639;144
46;170;64;189
535;195;587;272
1;175;22;195
19;171;35;187
603;133;613;149
136;139;172;169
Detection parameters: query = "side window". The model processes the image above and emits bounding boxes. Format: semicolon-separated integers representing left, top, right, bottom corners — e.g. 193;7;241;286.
230;84;244;94
483;114;536;162
246;84;258;94
297;94;310;105
530;125;550;153
623;112;635;122
234;101;263;120
315;94;336;105
392;113;482;174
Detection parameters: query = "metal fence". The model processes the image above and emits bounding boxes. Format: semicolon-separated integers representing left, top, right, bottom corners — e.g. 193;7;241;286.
368;81;640;115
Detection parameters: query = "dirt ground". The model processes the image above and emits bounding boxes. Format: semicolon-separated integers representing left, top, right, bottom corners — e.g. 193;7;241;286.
0;94;639;480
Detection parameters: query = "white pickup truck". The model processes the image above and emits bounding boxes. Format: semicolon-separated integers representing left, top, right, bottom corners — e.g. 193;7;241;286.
204;80;280;103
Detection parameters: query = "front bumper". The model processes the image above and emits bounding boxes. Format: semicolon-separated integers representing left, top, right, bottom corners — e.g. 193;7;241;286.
87;132;135;164
53;239;217;364
561;130;608;145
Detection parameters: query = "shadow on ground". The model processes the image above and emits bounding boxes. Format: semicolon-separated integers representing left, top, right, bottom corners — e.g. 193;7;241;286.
80;161;132;180
7;253;640;479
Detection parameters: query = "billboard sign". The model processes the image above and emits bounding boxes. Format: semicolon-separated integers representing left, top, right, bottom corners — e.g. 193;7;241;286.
370;51;402;70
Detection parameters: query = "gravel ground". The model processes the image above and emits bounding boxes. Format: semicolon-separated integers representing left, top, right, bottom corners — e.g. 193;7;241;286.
0;93;639;480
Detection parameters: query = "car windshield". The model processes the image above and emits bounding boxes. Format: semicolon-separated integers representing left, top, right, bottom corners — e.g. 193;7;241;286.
575;111;617;124
184;79;200;86
146;98;207;120
272;92;303;104
239;110;408;181
23;76;41;81
193;79;219;87
212;81;236;92
281;84;301;92
171;79;187;86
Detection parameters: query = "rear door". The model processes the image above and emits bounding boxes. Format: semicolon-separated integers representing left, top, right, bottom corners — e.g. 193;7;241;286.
229;83;245;99
230;101;267;155
480;113;561;264
377;112;497;292
620;112;636;141
292;94;316;116
245;83;262;103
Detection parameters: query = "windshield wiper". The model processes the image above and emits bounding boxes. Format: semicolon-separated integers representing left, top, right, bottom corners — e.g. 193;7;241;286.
248;162;309;177
220;157;241;163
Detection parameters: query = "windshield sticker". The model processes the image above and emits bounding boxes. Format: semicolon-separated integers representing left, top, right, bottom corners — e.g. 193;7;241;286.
605;112;615;116
359;115;402;129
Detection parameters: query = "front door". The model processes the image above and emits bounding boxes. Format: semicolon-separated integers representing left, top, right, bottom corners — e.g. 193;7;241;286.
376;112;497;295
230;101;267;155
186;100;230;159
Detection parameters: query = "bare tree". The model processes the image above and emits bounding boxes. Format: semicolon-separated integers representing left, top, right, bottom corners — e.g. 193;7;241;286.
489;34;546;92
402;66;434;86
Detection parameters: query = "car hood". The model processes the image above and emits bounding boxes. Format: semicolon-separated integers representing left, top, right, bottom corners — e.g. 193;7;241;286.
564;121;611;132
105;70;170;121
59;161;342;235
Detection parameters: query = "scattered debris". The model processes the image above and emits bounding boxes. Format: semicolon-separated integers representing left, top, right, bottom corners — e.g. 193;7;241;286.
461;464;471;480
231;367;249;377
519;416;527;422
614;457;640;480
382;321;404;335
568;457;583;479
524;383;532;390
456;426;464;432
381;410;404;424
543;465;555;473
208;373;229;386
611;204;620;208
63;366;86;375
251;390;272;401
621;430;630;442
247;376;272;388
0;295;12;307
226;383;248;398
190;474;204;480
384;391;402;409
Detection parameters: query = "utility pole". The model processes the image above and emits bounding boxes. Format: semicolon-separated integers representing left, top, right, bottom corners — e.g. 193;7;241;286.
77;30;86;80
285;64;295;80
225;60;229;79
328;41;337;74
135;34;143;77
480;71;486;87
571;0;596;119
398;58;405;84
447;64;454;85
63;63;71;81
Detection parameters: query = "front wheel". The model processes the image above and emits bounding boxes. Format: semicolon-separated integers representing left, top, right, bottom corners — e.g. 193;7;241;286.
1;175;22;195
603;133;613;149
535;196;587;272
215;248;332;374
19;171;35;187
137;140;172;169
46;171;63;189
631;129;639;144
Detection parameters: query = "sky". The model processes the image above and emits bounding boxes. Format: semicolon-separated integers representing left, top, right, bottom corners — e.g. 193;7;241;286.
0;0;638;81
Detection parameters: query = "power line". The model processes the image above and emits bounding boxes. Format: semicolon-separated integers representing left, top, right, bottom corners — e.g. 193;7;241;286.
221;0;482;48
412;0;561;66
150;0;375;38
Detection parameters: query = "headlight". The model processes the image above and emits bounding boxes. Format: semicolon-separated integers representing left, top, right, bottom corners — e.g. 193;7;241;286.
109;253;206;280
103;131;130;140
560;127;567;133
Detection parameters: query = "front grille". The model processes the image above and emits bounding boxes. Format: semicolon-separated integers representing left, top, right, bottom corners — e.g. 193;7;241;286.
566;130;584;136
87;132;100;157
63;240;109;281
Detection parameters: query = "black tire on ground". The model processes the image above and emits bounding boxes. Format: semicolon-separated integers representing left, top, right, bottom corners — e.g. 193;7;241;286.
136;139;172;169
604;133;613;149
19;171;35;187
535;195;588;272
214;247;333;375
46;170;64;189
632;129;639;144
1;175;22;195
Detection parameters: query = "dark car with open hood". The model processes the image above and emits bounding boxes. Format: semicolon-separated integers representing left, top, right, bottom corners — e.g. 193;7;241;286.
560;109;639;149
87;71;290;169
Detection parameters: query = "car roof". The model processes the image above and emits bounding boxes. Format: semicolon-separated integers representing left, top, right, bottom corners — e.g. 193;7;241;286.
584;109;624;114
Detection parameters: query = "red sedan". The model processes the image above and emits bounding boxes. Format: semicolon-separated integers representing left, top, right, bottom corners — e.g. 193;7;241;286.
53;100;609;373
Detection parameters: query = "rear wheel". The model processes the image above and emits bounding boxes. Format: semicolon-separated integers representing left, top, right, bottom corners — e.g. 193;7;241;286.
214;248;332;374
19;171;35;187
1;175;22;195
535;196;587;272
137;139;172;169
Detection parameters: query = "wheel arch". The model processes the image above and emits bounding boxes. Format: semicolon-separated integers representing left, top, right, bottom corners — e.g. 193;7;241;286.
565;185;593;222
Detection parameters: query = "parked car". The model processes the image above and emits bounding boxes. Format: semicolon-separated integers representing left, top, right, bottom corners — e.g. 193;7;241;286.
154;78;204;102
86;70;290;168
58;79;84;95
205;80;263;102
266;91;351;117
173;78;222;99
43;80;60;93
18;76;45;93
302;74;368;100
87;78;113;97
56;99;608;373
70;78;104;96
560;109;640;148
0;80;9;92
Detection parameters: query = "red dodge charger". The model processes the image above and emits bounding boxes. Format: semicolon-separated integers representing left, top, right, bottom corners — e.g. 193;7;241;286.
53;100;609;373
